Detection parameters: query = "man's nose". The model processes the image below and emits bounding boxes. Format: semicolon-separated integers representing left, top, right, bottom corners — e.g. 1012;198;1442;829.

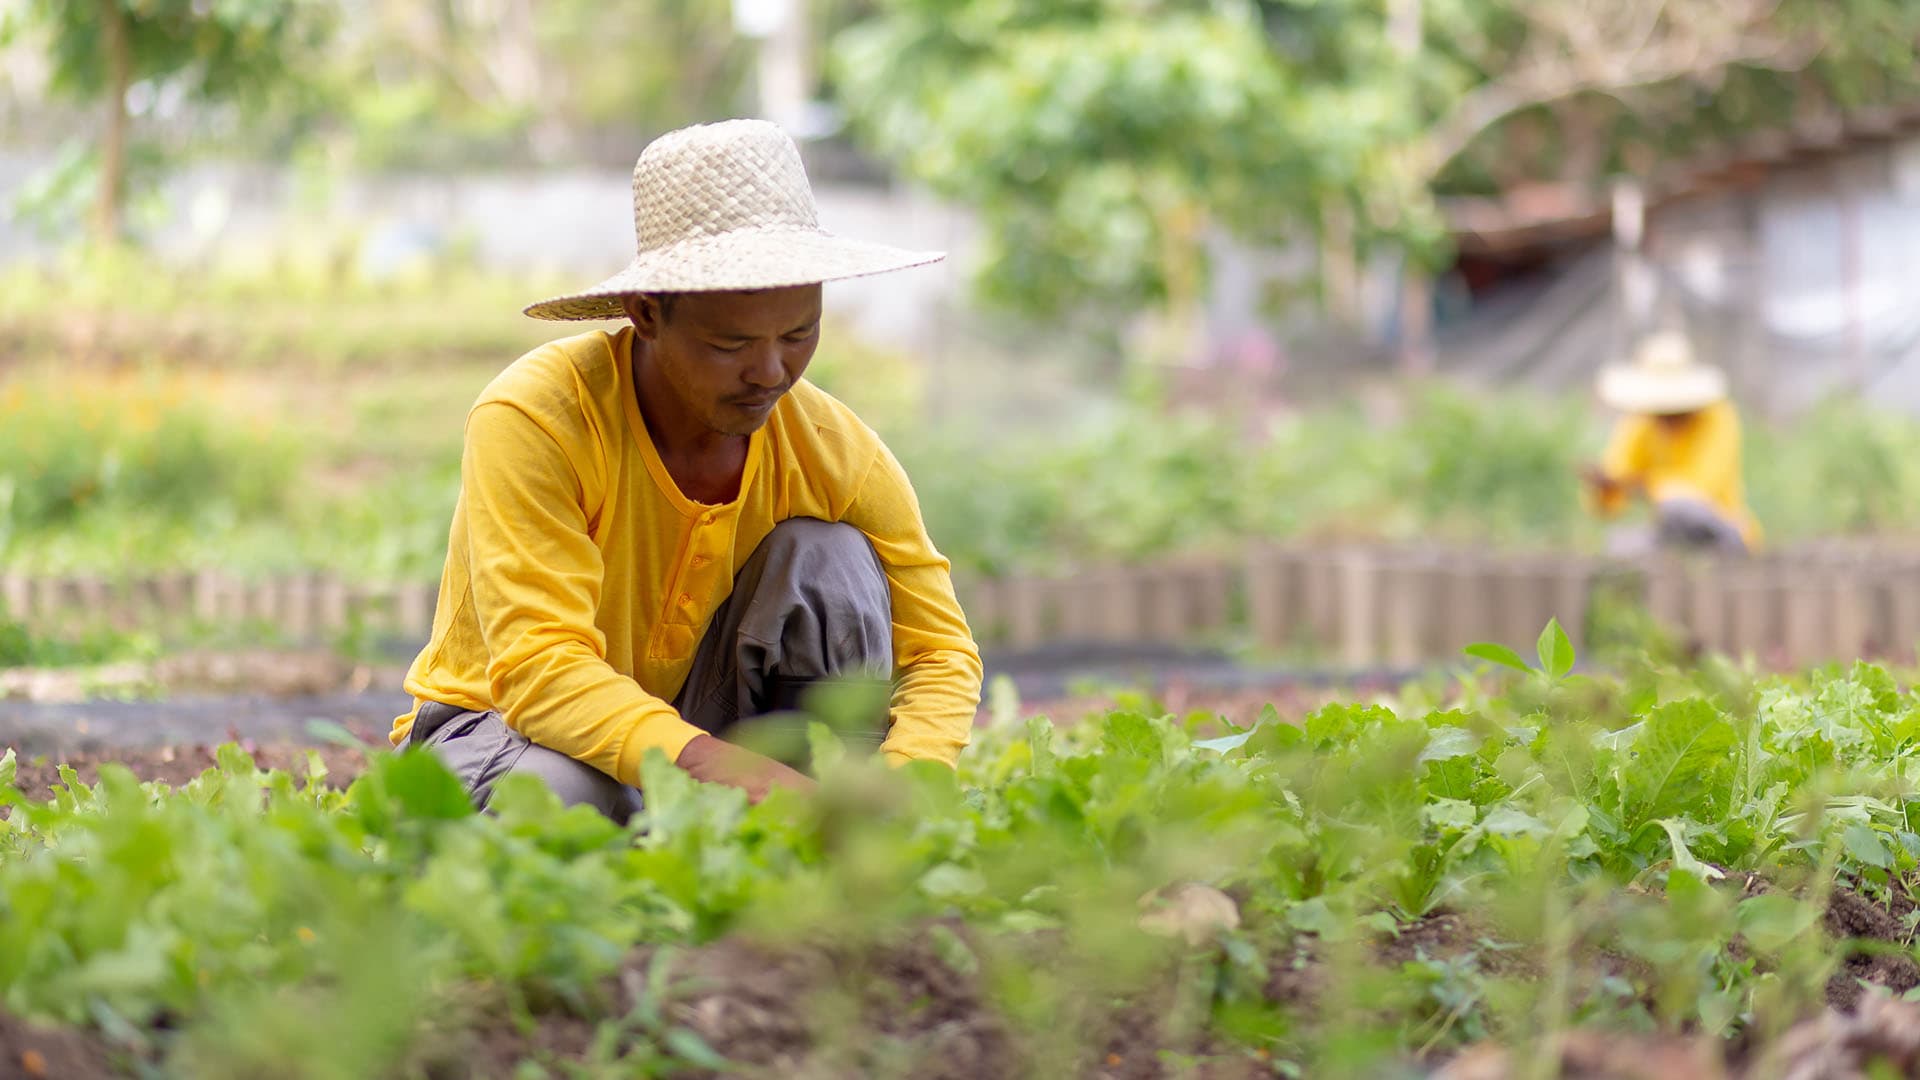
741;345;786;388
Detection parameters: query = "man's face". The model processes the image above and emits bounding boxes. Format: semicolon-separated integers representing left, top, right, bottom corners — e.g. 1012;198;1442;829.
627;285;823;437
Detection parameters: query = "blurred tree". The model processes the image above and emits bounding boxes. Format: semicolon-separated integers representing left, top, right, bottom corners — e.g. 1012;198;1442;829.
325;0;555;169
535;0;752;160
834;0;1367;322
832;0;1920;318
330;0;752;169
2;0;333;243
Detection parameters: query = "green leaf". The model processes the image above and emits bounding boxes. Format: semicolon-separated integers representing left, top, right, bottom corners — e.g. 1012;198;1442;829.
1464;642;1531;673
1194;730;1254;753
378;749;475;820
1246;721;1304;758
0;748;14;791
927;922;980;977
806;721;847;773
1656;818;1725;881
1304;703;1395;748
1537;618;1575;680
1285;897;1346;939
999;910;1064;933
1553;803;1590;842
664;1028;733;1071
486;772;564;822
1736;894;1821;952
1482;807;1551;838
989;673;1022;728
215;742;259;776
1027;716;1055;776
1844;823;1893;869
1619;700;1737;827
1360;911;1401;937
1100;712;1161;762
1530;721;1603;801
1424;798;1477;832
1421;756;1481;803
1418;726;1481;764
920;862;987;900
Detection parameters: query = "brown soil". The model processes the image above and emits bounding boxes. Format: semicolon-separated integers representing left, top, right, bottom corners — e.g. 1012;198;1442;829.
1436;1030;1729;1080
1264;948;1323;1010
1375;912;1519;973
1439;996;1920;1080
0;1009;117;1080
8;744;370;802
1267;911;1539;1009
648;929;1021;1079
445;926;1262;1079
436;1013;597;1080
1822;886;1920;1011
1091;1000;1263;1080
1752;994;1920;1078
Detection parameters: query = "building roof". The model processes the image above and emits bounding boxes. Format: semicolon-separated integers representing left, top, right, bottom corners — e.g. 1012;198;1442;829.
1443;102;1920;257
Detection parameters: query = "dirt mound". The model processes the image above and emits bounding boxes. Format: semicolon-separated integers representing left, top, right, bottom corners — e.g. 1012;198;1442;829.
1437;1029;1727;1080
0;1009;116;1079
435;1013;597;1080
648;930;1020;1079
454;926;1260;1078
7;744;369;802
1823;887;1920;1011
1437;995;1920;1080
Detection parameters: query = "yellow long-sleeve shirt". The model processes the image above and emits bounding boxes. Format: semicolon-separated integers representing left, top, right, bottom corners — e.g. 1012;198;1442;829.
1591;400;1762;549
390;326;982;784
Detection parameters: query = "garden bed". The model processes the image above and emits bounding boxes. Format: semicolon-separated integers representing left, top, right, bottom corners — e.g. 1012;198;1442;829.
8;644;1920;1077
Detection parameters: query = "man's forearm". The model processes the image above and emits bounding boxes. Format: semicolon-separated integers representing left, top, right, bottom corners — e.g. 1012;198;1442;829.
882;649;983;767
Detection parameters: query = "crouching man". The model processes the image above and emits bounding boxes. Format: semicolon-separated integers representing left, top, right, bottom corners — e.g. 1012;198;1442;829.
389;120;981;819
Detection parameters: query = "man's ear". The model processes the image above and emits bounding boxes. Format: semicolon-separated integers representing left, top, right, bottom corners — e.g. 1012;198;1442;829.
623;293;663;339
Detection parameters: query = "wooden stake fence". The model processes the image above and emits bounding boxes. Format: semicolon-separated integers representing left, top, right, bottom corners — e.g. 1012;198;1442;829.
7;541;1920;667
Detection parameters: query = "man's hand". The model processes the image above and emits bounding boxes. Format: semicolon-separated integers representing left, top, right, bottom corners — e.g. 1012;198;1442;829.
675;733;817;803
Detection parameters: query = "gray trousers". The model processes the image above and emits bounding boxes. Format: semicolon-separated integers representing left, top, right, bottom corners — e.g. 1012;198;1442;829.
1606;497;1750;557
410;518;893;822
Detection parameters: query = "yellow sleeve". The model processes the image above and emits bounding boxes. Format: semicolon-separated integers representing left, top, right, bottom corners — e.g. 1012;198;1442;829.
1665;404;1743;510
463;401;703;786
841;442;983;768
1591;415;1651;517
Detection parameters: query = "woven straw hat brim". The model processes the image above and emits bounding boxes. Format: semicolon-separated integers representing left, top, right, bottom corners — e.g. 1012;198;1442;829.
1597;362;1728;414
524;228;944;321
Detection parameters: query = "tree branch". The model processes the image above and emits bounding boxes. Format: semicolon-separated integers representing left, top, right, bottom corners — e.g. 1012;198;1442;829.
1419;20;1819;177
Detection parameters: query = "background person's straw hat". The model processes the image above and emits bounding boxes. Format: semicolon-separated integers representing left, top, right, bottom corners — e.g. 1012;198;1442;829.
1596;330;1729;415
524;119;943;321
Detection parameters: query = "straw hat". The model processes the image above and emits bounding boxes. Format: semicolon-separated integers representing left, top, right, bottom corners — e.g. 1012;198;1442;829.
524;119;943;321
1596;330;1728;414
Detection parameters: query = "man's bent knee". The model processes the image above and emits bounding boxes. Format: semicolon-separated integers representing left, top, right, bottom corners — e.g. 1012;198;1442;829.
761;517;881;570
491;742;644;823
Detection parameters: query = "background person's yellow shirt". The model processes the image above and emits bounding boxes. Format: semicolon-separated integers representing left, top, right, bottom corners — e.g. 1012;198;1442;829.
1591;400;1762;549
391;326;983;786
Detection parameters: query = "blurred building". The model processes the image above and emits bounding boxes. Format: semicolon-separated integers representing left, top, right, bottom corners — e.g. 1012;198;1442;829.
1432;104;1920;417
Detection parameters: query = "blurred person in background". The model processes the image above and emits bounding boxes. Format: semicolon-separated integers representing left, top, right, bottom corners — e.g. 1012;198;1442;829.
389;120;981;819
1581;330;1761;555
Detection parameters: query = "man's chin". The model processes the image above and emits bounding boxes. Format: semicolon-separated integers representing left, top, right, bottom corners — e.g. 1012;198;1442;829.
710;413;772;437
714;399;780;435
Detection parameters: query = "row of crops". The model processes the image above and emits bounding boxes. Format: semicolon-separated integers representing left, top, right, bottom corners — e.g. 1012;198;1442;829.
5;629;1920;1077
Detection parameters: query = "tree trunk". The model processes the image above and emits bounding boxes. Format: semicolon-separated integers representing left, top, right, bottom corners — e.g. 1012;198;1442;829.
92;0;132;245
